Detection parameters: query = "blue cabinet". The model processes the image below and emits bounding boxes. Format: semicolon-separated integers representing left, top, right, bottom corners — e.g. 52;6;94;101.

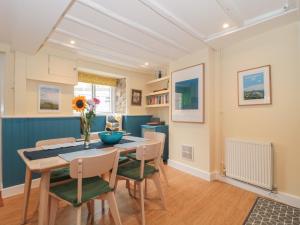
141;125;169;163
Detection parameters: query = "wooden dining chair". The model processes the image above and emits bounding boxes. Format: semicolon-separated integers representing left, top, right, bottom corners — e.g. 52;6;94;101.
128;132;168;197
116;142;166;225
21;137;76;225
48;149;122;225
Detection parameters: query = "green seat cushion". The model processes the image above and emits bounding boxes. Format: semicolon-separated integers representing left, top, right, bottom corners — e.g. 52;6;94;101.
127;152;137;160
50;176;112;207
117;160;158;181
50;168;70;183
119;156;130;165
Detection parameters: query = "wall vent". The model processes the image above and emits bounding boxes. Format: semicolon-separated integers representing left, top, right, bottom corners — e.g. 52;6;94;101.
181;145;194;161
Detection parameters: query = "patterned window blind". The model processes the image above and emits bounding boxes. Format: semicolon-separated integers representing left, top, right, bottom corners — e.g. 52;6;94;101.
78;71;117;87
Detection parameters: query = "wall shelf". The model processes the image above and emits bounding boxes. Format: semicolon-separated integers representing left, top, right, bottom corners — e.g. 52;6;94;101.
146;76;169;85
146;89;169;97
146;104;169;108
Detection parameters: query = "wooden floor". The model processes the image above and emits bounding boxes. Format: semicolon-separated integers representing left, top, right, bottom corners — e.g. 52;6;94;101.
0;166;257;225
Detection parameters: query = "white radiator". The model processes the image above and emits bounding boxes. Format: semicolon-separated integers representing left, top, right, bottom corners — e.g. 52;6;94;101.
225;138;273;190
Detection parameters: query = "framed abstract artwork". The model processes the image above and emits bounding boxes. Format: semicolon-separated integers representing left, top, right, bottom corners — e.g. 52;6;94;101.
131;89;142;106
171;64;205;123
38;85;61;112
238;65;272;106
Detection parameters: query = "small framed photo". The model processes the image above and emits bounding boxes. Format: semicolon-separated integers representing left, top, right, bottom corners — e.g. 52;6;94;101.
238;65;272;106
131;89;142;106
38;85;61;112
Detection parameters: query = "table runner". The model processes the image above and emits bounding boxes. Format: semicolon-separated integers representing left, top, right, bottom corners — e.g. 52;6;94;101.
23;139;134;160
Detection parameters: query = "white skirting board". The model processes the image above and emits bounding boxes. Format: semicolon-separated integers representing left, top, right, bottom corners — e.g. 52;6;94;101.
168;159;300;208
2;178;40;198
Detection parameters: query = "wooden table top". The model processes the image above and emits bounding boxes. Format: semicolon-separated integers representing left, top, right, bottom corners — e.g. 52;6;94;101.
17;137;155;173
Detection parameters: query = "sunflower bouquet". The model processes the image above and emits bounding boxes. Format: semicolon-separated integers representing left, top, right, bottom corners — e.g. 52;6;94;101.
72;96;100;147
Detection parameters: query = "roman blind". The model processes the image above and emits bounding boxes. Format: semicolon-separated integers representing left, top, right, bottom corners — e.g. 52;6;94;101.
78;71;117;87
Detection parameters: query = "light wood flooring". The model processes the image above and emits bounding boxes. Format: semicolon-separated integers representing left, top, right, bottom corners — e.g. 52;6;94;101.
0;166;257;225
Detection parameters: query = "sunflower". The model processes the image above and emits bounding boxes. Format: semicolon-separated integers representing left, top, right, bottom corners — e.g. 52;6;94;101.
72;96;87;112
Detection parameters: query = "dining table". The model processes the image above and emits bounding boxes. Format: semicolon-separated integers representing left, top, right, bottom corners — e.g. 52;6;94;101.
17;135;152;225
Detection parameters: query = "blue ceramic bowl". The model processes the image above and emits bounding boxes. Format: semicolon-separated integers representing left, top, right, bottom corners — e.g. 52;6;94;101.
98;131;124;145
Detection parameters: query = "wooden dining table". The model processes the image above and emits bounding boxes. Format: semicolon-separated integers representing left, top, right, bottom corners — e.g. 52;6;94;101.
17;136;153;225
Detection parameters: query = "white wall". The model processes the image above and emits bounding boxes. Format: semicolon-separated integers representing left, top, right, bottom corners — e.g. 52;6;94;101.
219;21;300;197
168;48;216;172
6;47;154;116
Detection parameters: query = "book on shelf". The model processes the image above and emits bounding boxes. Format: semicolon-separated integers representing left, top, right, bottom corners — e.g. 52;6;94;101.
146;93;169;105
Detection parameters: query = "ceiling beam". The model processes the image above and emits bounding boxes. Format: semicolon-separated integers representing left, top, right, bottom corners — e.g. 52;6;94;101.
55;28;170;65
48;39;145;69
77;0;190;53
138;0;206;40
64;15;177;60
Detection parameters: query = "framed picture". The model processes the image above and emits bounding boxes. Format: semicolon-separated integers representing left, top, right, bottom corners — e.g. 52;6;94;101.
171;63;205;123
131;89;142;106
238;65;271;106
38;85;61;112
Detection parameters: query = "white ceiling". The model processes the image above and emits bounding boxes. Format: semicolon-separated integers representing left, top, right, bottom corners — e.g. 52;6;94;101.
0;0;73;53
1;0;299;73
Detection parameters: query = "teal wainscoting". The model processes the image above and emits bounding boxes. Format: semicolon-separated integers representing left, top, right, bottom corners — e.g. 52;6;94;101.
122;115;152;137
1;115;152;188
2;117;81;188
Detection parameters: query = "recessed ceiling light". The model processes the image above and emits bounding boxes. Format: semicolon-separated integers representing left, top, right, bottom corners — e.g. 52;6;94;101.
144;62;149;66
70;40;76;45
222;23;229;29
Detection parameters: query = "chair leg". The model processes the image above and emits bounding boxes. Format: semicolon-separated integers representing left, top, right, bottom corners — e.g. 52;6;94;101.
159;160;169;185
49;197;59;225
139;181;145;225
134;181;137;198
152;173;166;209
144;179;148;198
76;206;82;225
126;180;132;196
106;192;122;225
21;167;32;225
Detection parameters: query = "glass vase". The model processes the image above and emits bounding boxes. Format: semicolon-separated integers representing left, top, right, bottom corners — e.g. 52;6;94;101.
84;126;91;149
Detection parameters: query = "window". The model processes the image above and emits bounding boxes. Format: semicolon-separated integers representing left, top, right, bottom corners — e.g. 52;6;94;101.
74;82;115;113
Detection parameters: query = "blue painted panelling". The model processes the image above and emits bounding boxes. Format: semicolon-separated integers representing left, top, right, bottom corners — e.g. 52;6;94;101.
122;115;152;137
91;116;106;132
2;117;81;188
1;115;152;188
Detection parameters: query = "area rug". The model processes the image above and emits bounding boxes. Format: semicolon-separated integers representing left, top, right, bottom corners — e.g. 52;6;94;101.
244;197;300;225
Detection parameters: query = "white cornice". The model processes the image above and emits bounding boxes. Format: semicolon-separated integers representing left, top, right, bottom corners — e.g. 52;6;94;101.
138;0;206;41
77;0;190;53
205;7;299;42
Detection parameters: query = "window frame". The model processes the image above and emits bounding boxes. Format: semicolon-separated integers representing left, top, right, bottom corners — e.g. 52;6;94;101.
74;82;115;115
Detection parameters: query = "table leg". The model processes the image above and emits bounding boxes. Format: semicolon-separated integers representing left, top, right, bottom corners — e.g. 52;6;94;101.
21;167;32;225
38;171;51;225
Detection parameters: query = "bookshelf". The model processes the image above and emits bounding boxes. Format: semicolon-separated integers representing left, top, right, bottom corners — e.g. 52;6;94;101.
146;76;170;108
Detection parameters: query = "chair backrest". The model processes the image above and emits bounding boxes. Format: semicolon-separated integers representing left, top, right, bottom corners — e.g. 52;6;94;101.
36;137;76;147
69;149;119;204
144;132;165;156
135;141;161;179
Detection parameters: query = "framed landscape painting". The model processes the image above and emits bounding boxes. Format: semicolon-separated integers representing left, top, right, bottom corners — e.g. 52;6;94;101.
38;85;60;112
171;63;205;123
238;65;271;106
